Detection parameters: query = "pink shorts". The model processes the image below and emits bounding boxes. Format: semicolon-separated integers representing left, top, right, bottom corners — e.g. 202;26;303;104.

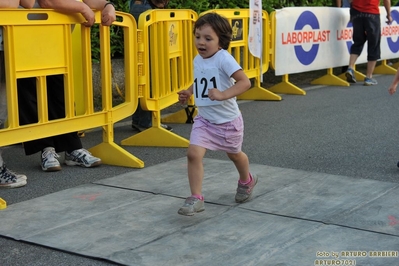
189;114;244;154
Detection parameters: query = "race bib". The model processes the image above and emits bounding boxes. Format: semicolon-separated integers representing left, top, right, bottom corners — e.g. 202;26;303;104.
193;68;223;106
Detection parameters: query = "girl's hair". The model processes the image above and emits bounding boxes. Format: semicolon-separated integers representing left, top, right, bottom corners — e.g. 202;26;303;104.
193;13;232;50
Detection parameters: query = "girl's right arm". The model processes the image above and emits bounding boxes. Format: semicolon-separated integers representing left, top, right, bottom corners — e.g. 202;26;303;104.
177;85;193;104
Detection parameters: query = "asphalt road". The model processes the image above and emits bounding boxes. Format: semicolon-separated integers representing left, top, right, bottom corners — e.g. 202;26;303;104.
1;72;399;265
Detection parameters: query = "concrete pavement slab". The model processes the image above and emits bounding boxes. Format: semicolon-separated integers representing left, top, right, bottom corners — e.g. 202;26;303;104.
0;158;398;265
242;171;399;225
328;186;399;236
95;157;311;205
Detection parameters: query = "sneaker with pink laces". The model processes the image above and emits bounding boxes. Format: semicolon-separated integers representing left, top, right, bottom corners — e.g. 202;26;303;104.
235;174;258;203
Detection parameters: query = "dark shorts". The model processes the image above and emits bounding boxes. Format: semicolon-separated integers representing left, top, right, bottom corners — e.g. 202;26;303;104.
350;8;381;61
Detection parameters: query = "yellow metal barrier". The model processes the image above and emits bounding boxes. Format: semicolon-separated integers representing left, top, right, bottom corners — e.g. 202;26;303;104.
121;9;197;148
269;11;306;95
201;9;281;101
0;9;144;168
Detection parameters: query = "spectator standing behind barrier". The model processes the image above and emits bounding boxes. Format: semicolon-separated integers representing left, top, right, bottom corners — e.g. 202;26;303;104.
129;0;172;132
345;0;392;86
336;0;351;8
0;0;35;188
15;0;116;172
336;0;351;74
177;13;256;216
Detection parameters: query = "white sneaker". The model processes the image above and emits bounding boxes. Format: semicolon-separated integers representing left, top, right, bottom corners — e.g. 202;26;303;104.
160;123;173;131
0;164;27;189
41;147;61;172
65;149;101;168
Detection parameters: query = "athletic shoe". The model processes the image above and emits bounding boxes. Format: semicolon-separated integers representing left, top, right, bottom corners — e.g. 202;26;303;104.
160;123;173;131
364;77;378;86
65;149;101;168
178;196;205;216
235;174;258;203
0;164;27;189
132;123;173;132
345;68;357;83
41;147;62;172
131;123;148;132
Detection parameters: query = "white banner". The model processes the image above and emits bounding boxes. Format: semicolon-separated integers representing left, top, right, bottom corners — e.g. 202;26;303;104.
274;7;399;75
248;0;262;58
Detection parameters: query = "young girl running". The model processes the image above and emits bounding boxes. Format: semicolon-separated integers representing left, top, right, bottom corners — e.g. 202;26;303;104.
177;13;257;216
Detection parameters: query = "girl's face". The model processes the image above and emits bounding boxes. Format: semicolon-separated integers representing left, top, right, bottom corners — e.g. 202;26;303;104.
194;24;221;59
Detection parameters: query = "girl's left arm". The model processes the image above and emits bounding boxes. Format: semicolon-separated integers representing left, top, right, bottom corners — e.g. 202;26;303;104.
222;69;251;100
209;69;250;101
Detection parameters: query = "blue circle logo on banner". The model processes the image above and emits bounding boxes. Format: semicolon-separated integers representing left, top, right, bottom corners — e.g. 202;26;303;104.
387;9;399;53
294;11;319;66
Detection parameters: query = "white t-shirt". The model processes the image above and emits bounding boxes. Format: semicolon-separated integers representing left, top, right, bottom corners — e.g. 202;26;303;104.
194;49;242;124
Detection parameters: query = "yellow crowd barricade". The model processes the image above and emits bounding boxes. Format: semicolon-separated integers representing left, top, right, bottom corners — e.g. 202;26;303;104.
162;9;282;126
269;11;306;95
0;9;144;168
121;9;198;148
201;9;281;101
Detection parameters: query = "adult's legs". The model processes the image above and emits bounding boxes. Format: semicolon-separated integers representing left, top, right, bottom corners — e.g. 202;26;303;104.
364;13;381;79
348;16;366;70
132;99;152;128
17;75;82;155
0;51;6;127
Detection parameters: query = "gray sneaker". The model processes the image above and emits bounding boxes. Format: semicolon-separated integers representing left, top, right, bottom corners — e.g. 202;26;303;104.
178;196;205;216
65;149;101;168
364;77;378;86
0;164;27;189
345;68;357;83
160;123;173;131
41;147;62;172
235;174;258;203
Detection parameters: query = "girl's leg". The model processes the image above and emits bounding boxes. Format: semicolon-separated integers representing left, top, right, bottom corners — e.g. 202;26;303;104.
228;151;257;203
187;144;206;196
178;144;206;216
227;151;250;182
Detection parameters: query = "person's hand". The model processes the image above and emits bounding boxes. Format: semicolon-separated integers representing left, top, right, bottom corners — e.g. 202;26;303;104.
386;14;393;25
389;85;397;95
101;4;116;26
81;4;95;27
207;88;223;101
177;90;192;104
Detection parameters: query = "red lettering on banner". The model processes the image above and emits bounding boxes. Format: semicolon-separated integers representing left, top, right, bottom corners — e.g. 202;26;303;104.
307;31;312;42
281;30;331;45
292;32;297;43
381;25;399;37
336;29;352;40
282;32;291;44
